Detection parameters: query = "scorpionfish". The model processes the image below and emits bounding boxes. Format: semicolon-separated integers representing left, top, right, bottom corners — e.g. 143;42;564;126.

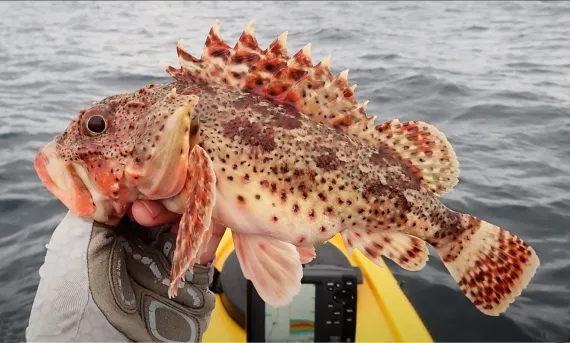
34;20;539;316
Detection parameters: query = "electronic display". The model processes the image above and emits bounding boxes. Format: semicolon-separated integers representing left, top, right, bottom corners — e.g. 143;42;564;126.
246;265;361;342
264;284;316;342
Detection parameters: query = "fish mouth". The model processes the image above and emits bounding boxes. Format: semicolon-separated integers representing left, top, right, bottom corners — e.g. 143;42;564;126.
34;140;96;217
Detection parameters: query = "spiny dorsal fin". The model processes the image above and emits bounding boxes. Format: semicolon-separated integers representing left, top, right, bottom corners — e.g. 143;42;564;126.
166;20;370;131
167;21;459;195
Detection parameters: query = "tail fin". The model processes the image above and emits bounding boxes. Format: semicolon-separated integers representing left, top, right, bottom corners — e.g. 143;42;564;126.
434;214;539;316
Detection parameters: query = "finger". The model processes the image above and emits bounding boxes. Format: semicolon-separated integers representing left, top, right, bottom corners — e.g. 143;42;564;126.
197;223;226;264
128;200;181;227
170;222;180;235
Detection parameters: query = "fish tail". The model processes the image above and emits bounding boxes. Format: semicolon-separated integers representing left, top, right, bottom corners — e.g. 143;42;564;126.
433;212;539;316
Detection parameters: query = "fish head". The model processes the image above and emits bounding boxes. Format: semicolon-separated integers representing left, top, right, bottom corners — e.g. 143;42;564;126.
34;84;200;225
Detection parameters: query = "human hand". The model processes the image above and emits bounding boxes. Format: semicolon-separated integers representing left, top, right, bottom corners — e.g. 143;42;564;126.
27;202;223;342
127;199;224;265
86;199;223;342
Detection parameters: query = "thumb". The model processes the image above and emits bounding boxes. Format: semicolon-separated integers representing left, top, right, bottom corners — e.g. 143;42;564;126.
128;200;181;227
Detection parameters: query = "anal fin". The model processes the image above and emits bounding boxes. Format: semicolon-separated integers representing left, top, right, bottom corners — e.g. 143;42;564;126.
233;232;303;307
342;229;429;271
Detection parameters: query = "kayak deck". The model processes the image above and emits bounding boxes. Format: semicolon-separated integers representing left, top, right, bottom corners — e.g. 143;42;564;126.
203;230;433;342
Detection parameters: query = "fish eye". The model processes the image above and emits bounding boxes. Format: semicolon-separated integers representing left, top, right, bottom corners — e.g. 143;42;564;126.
87;115;107;134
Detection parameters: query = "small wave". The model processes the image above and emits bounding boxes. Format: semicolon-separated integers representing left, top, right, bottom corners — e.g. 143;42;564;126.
455;103;517;121
395;73;439;87
392;73;471;97
505;62;541;68
534;81;564;87
456;103;567;123
439;83;471;97
310;27;355;42
381;53;401;61
444;7;462;13
466;25;488;32
504;62;558;74
498;1;524;10
359;53;402;61
0;131;20;140
492;90;546;102
92;72;172;87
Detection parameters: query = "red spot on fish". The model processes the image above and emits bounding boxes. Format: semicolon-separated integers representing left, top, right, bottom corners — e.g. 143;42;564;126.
276;67;308;82
407;163;422;176
331;115;353;127
233;50;260;65
265;81;291;97
308;209;315;220
244;74;269;92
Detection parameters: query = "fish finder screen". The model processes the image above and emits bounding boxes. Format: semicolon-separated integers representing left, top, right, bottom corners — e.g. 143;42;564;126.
264;284;316;342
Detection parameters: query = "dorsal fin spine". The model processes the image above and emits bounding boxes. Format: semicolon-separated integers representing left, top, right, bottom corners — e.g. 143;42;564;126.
319;55;331;69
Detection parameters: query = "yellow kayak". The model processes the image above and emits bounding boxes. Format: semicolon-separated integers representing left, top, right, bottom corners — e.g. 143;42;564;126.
203;230;433;342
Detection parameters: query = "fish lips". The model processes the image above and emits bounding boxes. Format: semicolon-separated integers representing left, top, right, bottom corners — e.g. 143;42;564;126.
34;140;96;217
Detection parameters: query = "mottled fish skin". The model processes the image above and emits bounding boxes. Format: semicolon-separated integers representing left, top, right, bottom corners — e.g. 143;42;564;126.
153;80;431;246
34;20;539;316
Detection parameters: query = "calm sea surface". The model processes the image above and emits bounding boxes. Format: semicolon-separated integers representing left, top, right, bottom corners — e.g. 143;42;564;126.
0;1;569;342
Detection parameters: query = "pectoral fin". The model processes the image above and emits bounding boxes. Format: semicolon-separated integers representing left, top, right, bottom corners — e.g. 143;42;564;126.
168;145;216;298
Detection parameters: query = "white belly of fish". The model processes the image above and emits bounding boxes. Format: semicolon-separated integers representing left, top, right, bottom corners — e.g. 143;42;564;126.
212;188;341;246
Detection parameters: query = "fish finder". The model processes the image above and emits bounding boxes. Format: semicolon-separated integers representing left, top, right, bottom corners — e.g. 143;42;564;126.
246;264;361;342
212;242;362;343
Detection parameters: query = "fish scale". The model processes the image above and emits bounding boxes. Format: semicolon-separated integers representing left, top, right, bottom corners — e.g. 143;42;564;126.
34;20;539;315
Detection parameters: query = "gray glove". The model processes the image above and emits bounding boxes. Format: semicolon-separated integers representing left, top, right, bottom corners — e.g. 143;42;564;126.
87;219;216;342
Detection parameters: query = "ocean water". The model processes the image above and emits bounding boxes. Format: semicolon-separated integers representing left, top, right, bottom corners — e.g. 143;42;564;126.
0;1;569;342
